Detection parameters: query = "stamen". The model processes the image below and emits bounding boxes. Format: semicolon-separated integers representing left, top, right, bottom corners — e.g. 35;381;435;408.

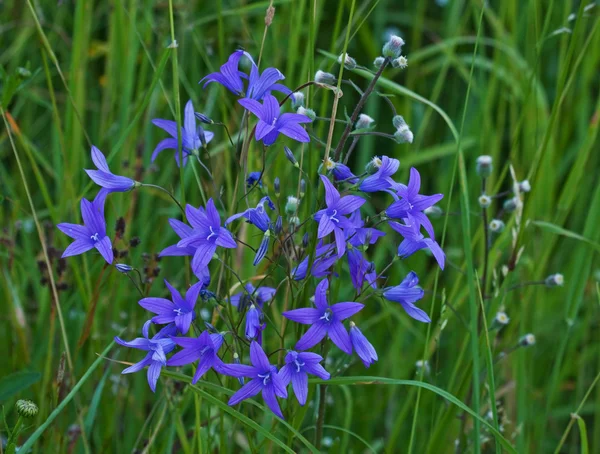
257;372;271;386
294;359;305;373
173;308;184;316
329;209;339;223
206;226;217;241
90;233;99;242
319;309;332;322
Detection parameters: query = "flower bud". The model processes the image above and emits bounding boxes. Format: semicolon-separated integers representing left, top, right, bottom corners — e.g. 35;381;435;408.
194;112;213;124
274;177;281;197
338;53;357;70
478;195;491;208
233;352;245;385
17;67;32;79
315;70;336;85
288;216;301;230
302;233;309;247
16;399;38;418
291;92;305;110
476;155;493;178
489;219;504;233
365;156;383;175
391;55;408;69
503;197;518;212
284;146;298;167
394;126;414;144
519;180;531;193
424;205;443;218
285;196;300;214
300;179;306;198
519;333;536;347
382;35;405;58
274;215;283;234
355;114;375;130
373;56;386;68
297;106;316;121
545;273;564;287
115;263;133;273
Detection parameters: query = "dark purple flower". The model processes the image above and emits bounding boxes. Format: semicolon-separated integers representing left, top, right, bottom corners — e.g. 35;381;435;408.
85;146;136;194
200;50;248;95
167;331;225;383
314;175;365;257
359;156;400;193
324;158;358;184
345;211;385;247
246;171;263;188
349;322;378;367
246;63;291;100
152;99;215;166
57;197;113;264
386;167;443;238
226;196;274;233
220;341;288;418
138;279;202;334
230;282;276;309
278;350;330;405
244;304;265;341
174;199;237;275
291;243;339;280
239;94;312;146
347;247;378;293
389;215;445;269
283;279;364;354
383;271;429;322
114;321;175;392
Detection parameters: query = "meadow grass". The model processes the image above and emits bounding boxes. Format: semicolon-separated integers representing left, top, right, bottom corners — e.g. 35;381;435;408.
1;0;600;452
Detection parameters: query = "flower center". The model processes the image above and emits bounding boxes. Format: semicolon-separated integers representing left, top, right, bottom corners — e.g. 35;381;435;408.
90;232;100;242
373;157;382;168
257;372;271;386
329;209;339;223
206;226;218;241
271;117;277;126
173;308;184;316
294;359;305;373
319;308;333;323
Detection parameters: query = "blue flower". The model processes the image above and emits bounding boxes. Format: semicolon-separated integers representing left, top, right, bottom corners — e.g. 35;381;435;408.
291;242;339;280
349;322;378;368
220;342;288;418
114;321;176;392
239;94;312;146
389;215;445;269
226;196;274;233
314;175;365;257
152;99;214;166
345;210;385;247
347;247;378;293
386;167;443;238
85;146;135;194
138;279;203;334
359;156;400;193
246;171;263;188
57;197;113;264
278;351;330;405
283;279;364;354
229;283;276;309
383;271;430;323
324;158;358;184
167;331;225;384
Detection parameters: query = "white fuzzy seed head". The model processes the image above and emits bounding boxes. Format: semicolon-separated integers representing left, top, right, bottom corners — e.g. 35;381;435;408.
478;194;492;208
519;180;531;193
489;219;505;233
315;70;336;85
545;273;564;287
356;113;375;130
495;312;510;325
519;333;536;347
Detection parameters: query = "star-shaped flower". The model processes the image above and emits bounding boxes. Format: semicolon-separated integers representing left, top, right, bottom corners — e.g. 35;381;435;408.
389;215;445;269
167;331;225;383
278;351;330;405
85;146;136;195
383;271;429;322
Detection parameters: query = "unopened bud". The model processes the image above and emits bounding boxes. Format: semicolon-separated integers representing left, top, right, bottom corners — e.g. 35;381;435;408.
274;216;283;234
297;106;316;121
288;216;301;229
382;35;405;58
291;92;305;110
478;195;492;208
300;179;306;198
315;70;336;85
274;177;281;197
373;56;386;68
545;273;564;287
115;263;133;273
503;197;518;212
392;55;408;69
424;205;443;218
519;333;536;347
394;126;414;144
365;156;383;174
519;180;531;193
302;233;309;248
194;112;213;124
355;114;375;130
476;155;493;178
284;146;299;167
338;53;357;70
16;399;38;418
489;219;504;233
285;196;300;214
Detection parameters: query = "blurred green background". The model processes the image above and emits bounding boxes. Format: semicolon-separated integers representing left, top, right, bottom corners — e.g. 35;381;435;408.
1;0;600;452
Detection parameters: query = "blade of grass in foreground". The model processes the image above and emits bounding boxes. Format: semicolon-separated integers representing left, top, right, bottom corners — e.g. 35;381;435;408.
19;338;117;453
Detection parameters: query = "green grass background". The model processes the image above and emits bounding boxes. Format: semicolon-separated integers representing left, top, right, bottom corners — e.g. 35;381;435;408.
1;0;599;452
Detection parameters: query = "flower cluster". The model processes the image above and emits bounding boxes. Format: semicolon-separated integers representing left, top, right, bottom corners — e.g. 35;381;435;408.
58;36;445;418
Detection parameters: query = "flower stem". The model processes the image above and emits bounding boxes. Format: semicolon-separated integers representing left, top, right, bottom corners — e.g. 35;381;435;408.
314;339;329;448
141;183;184;214
481;178;490;299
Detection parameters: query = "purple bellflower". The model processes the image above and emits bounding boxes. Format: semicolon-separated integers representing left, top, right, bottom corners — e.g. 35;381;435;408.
226;196;274;233
114;321;175;392
389;215;445;269
167;331;225;384
347;247;378;293
85;146;136;196
324;157;358;184
386;167;443;238
345;211;386;248
200;50;290;100
246;171;263;188
174;199;237;274
220;341;288;418
152;99;214;166
314;175;366;257
383;271;430;322
57;197;113;264
239;94;312;146
349;322;378;367
230;283;276;310
292;242;339;280
244;304;265;342
138;279;202;334
283;279;364;354
278;350;330;405
359;156;400;193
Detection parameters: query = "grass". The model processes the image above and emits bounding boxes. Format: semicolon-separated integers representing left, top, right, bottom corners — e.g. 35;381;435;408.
1;0;600;452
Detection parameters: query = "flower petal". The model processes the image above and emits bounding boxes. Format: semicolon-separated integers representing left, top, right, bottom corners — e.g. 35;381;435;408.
228;378;263;406
328;321;352;354
262;385;284;418
57;223;89;241
139;297;173;315
313;279;329;311
291;372;308;405
331;302;364;320
191;242;218;274
249;341;270;371
91;146;110;172
335;195;365;215
282;307;320;324
295;323;327;351
152;119;178;138
147;361;162;392
317;215;335;239
320;175;340;207
62;239;94;258
401;302;431;323
151;138;178;162
94;236;114;264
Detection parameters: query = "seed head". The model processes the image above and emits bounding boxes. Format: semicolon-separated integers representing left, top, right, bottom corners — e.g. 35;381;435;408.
291;92;305;110
476;155;493;178
338;53;357;70
489;219;504;233
424;205;443;218
296;106;316;120
355;114;375;130
494;312;510;326
315;70;336;85
392;55;408;69
545;273;564;287
382;35;405;58
16;399;39;418
519;180;531;193
478;194;492;208
519;333;536;347
373;56;385;68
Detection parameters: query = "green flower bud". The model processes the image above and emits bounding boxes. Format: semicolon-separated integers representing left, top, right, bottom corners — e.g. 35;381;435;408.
476;155;493;178
285;196;300;215
16;399;38;418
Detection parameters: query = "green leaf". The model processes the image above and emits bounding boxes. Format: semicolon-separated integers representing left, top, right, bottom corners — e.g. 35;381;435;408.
0;371;41;402
575;415;589;454
531;220;600;252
